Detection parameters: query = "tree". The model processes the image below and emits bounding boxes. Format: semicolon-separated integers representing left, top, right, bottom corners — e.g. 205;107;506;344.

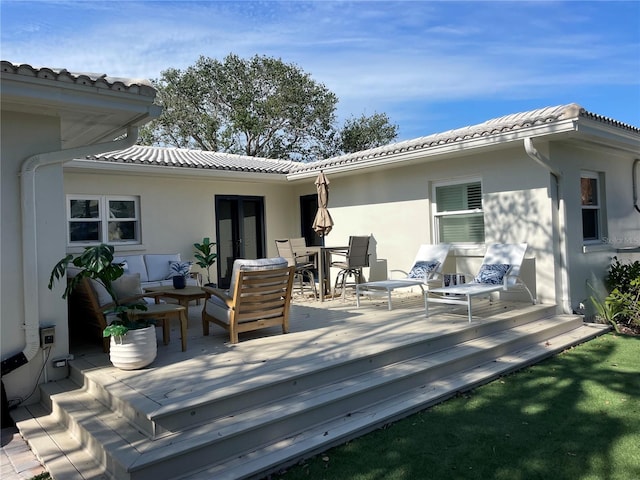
340;112;399;153
140;54;399;161
140;54;338;161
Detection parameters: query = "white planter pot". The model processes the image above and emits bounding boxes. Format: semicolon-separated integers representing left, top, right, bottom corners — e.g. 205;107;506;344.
109;326;157;370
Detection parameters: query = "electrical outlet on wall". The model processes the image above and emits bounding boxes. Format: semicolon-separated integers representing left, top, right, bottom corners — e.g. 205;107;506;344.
39;326;55;347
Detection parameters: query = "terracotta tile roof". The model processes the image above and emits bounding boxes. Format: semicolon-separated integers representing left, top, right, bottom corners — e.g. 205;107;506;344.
88;145;295;174
1;61;156;98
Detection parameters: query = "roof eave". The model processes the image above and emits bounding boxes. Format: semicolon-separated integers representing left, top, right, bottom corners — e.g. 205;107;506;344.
287;119;582;180
64;159;290;183
572;118;640;154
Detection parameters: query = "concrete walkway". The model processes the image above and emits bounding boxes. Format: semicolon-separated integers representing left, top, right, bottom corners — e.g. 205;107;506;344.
1;427;47;479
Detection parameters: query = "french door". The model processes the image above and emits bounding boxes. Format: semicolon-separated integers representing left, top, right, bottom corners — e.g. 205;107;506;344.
215;195;265;288
300;194;324;247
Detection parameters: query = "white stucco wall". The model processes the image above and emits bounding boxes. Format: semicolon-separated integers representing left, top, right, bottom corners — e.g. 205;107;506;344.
61;134;638;332
551;142;640;313
64;170;308;282
2;111;70;404
321;147;555;303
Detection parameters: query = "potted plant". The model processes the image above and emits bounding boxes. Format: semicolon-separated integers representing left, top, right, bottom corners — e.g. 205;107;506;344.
168;261;192;289
194;237;218;287
48;244;157;369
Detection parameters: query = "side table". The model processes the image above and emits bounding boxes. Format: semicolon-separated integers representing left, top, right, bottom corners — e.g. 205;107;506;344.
130;303;188;352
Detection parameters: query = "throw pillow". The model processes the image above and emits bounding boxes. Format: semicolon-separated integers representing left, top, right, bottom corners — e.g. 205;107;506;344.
167;261;193;279
408;260;440;279
474;264;511;285
112;273;143;300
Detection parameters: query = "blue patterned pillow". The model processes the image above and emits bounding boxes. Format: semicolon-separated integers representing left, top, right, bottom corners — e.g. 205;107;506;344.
474;264;510;285
408;260;439;279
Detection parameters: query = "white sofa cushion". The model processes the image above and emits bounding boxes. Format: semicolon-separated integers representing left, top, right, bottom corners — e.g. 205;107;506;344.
145;254;181;282
113;255;148;283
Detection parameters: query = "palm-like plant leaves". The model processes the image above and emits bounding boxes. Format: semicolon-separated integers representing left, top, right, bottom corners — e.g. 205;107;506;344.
48;244;148;336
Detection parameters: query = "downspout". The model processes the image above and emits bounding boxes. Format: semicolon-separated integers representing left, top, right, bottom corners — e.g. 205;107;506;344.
523;137;571;314
13;127;139;367
633;158;640;214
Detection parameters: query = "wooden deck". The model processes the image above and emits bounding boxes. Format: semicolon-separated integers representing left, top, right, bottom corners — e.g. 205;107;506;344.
12;290;610;480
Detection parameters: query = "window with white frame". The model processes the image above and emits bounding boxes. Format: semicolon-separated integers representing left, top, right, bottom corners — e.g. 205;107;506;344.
581;171;603;242
433;180;485;243
67;195;140;245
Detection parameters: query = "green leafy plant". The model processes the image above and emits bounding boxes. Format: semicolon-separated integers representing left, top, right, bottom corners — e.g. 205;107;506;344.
590;292;623;333
593;257;640;333
48;244;150;337
194;237;217;285
605;256;640;293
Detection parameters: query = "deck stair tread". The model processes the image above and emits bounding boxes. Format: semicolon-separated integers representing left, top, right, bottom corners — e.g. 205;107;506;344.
112;304;560;435
11;403;108;480
152;315;581;436
179;322;607;480
12;306;609;480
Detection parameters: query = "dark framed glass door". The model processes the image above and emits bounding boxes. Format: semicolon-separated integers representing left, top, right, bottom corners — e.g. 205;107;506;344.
300;194;324;247
215;195;265;288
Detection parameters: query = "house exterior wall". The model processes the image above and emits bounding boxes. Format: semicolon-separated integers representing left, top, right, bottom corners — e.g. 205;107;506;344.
64;171;305;280
322;146;555;303
550;141;640;314
63;133;639;318
2;111;70;402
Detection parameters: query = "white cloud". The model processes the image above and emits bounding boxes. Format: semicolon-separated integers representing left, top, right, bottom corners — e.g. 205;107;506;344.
2;0;638;132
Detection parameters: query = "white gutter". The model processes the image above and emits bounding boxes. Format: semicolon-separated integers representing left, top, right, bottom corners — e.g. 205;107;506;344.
19;127;139;362
523;137;571;314
288;120;582;181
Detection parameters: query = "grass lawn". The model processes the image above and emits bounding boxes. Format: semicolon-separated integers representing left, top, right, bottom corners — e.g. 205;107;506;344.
276;333;640;480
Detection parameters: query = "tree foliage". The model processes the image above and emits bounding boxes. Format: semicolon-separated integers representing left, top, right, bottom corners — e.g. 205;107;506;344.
139;54;398;161
340;112;399;153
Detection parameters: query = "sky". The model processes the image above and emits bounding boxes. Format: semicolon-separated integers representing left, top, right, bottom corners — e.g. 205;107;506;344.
1;0;639;141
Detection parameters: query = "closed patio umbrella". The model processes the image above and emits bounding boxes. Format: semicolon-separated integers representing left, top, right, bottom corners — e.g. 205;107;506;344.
312;171;334;236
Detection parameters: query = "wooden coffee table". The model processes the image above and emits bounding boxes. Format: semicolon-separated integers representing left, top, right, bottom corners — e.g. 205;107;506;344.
144;285;207;315
129;303;188;352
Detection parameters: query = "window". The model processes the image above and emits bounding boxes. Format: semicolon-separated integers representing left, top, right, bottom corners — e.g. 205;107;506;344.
433;180;484;243
581;172;602;242
67;195;140;245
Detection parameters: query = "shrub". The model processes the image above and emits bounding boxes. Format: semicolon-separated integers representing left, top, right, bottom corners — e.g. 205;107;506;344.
605;256;640;294
595;257;640;332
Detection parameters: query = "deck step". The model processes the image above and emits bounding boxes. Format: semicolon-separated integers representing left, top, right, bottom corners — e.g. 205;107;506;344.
13;308;609;480
180;322;608;480
87;303;559;439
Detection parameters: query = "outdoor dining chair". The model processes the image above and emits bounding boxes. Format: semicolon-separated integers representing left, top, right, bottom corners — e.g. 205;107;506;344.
275;239;318;298
329;235;370;300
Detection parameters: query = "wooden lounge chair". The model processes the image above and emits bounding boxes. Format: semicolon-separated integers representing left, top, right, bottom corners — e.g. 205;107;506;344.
356;243;451;310
425;243;536;323
201;258;295;344
67;271;165;352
